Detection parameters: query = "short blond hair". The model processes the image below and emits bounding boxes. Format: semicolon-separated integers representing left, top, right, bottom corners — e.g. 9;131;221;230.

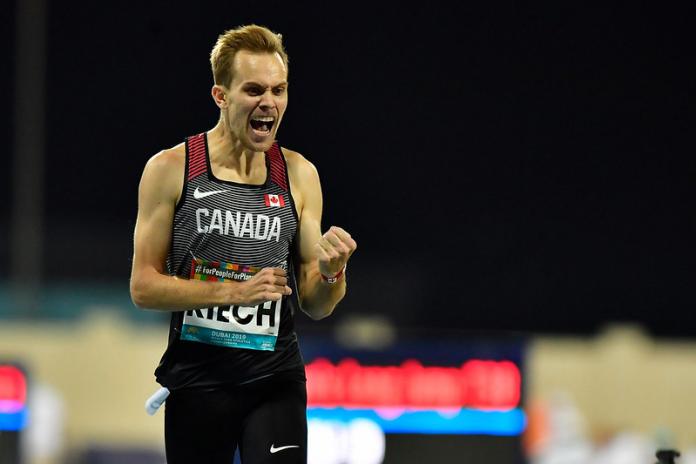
210;24;289;87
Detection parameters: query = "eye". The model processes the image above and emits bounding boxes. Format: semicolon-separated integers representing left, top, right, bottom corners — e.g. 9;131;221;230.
272;87;286;96
245;86;263;96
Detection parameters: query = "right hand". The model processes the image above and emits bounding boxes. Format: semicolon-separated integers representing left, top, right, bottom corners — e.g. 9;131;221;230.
236;267;292;306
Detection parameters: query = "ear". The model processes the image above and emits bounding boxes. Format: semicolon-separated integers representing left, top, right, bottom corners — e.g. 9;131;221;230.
211;85;228;109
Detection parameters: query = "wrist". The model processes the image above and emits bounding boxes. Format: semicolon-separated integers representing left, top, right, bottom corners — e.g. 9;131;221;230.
320;264;346;285
216;279;243;305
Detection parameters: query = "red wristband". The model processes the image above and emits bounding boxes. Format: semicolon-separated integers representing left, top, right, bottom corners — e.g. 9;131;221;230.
321;265;346;284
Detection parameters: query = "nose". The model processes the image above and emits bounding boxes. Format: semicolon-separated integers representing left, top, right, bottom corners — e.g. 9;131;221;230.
259;90;276;111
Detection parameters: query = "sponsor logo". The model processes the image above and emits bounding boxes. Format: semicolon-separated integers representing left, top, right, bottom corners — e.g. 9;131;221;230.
193;187;229;199
270;444;300;454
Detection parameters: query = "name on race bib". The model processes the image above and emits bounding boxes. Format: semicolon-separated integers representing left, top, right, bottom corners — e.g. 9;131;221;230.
180;258;282;351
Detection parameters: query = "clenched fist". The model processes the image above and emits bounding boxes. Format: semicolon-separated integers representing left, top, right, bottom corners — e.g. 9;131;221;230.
314;226;357;278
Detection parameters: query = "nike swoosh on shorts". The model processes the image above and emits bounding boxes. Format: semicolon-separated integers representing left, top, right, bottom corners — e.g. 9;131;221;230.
270;444;300;454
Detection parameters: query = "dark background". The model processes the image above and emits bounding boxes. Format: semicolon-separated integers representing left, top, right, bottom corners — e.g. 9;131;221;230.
2;2;693;336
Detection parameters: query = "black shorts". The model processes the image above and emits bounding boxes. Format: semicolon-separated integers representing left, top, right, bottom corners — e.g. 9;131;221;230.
164;374;307;464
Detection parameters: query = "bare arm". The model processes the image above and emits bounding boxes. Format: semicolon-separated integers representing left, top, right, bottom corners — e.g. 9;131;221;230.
129;149;291;311
288;152;357;320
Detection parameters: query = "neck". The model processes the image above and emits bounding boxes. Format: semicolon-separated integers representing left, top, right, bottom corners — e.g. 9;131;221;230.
207;116;264;172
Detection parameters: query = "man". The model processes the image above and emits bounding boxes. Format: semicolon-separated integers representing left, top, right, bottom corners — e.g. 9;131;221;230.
130;24;356;464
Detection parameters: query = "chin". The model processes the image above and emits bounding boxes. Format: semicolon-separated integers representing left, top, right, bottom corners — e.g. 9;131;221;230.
246;139;274;152
246;133;277;152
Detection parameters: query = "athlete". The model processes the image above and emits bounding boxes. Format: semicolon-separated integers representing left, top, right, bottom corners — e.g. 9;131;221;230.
129;25;356;463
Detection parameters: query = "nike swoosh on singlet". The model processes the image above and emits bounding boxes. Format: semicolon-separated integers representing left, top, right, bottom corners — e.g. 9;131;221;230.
269;444;300;454
193;187;229;199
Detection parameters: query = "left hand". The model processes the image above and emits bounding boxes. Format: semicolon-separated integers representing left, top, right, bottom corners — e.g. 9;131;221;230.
315;226;357;277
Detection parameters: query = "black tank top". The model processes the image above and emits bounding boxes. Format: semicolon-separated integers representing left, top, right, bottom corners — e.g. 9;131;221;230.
155;133;305;389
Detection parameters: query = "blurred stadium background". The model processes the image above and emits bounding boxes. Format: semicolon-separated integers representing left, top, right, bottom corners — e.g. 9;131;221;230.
1;2;694;463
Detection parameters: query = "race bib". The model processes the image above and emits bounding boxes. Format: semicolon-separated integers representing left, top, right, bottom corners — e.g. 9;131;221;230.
180;258;282;351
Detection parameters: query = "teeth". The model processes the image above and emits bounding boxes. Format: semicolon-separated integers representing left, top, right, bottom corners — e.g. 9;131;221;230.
252;116;275;122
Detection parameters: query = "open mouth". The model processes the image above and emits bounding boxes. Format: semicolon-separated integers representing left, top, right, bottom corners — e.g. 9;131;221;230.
250;116;275;135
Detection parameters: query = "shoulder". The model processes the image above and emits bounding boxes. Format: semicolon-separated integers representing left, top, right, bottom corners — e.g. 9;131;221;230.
281;146;322;214
145;142;186;174
139;142;186;202
281;147;320;184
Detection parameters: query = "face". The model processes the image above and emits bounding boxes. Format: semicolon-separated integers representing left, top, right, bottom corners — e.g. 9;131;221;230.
217;50;288;152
